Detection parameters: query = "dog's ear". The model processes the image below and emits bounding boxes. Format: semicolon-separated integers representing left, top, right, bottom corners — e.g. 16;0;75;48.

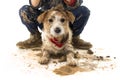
65;11;75;24
37;11;48;23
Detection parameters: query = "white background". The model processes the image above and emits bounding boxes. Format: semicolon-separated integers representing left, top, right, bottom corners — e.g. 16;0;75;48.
0;0;120;80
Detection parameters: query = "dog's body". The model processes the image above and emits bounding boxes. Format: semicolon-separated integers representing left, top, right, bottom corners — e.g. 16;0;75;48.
37;6;77;66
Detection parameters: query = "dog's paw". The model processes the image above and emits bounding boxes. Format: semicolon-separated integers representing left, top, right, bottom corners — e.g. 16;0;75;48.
67;59;78;66
58;56;66;62
39;57;49;64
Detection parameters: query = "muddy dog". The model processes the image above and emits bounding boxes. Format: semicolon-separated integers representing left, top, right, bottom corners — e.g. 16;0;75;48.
37;5;78;66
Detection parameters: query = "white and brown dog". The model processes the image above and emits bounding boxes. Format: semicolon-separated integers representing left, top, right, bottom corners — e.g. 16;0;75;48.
37;5;77;66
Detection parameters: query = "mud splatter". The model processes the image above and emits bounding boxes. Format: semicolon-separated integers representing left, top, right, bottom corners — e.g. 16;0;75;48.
53;65;92;76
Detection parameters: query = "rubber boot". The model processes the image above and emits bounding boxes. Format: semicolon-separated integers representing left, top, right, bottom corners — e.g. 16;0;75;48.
16;31;42;49
72;36;92;50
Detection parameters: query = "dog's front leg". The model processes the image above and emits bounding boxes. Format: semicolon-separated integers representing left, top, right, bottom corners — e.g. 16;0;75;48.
67;52;77;66
39;50;49;64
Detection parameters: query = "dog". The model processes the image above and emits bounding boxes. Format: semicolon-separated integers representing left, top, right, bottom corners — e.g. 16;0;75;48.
37;5;77;66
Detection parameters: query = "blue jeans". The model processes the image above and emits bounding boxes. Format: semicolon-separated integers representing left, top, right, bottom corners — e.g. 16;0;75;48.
19;5;90;36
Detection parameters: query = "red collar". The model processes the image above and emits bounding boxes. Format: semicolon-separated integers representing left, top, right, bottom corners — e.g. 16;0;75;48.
64;0;76;6
49;38;64;48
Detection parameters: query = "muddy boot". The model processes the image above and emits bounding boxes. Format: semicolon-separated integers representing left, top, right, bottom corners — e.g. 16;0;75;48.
16;31;42;49
72;36;92;50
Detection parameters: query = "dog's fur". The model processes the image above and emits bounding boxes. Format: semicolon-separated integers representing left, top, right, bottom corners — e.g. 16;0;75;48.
37;5;77;66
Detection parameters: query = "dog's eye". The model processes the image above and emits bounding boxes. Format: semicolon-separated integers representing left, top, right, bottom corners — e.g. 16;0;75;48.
60;18;65;23
48;19;53;23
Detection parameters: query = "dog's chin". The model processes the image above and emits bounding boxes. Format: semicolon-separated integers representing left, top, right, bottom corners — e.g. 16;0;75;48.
51;33;69;43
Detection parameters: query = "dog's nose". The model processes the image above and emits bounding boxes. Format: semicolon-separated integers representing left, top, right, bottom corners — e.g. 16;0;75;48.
54;27;61;33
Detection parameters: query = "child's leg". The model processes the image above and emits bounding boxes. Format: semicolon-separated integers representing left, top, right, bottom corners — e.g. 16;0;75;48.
70;6;90;36
70;6;92;50
17;5;43;49
19;5;43;34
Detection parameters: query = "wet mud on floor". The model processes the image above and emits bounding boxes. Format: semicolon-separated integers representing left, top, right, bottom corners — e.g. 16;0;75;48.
53;65;92;76
14;48;116;76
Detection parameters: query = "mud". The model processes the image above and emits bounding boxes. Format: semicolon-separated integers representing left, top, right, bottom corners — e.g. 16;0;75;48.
53;52;114;76
54;65;92;76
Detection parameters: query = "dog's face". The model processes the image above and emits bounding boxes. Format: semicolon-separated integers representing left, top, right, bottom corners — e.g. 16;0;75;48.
37;6;75;43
